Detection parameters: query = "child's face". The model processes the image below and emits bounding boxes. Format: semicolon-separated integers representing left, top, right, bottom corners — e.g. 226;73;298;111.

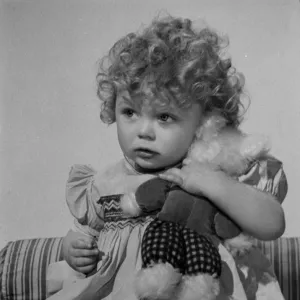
115;90;202;171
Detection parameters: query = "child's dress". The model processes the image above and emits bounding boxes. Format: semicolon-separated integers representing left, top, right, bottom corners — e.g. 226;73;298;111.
47;156;287;300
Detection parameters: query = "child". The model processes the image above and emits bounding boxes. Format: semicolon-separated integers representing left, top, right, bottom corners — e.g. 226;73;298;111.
48;15;287;300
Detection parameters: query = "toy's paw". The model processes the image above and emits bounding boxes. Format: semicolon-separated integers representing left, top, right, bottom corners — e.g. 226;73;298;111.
178;274;220;300
224;233;255;257
214;212;241;240
134;263;182;300
120;192;142;217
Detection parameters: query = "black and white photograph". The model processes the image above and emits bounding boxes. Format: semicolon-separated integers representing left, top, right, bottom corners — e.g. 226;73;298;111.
1;0;299;299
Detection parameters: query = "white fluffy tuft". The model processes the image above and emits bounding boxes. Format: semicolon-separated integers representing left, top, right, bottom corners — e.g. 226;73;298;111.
179;274;220;300
120;193;142;217
224;233;255;257
189;114;271;178
134;263;182;300
240;134;270;160
195;114;227;142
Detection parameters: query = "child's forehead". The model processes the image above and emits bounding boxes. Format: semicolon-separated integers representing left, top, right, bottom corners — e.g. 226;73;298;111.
117;90;181;112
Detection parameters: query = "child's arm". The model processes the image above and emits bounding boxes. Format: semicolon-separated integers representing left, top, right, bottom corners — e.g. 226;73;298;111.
63;164;105;274
159;160;286;241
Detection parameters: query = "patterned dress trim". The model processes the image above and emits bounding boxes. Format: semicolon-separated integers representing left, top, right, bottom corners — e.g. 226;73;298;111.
98;194;155;232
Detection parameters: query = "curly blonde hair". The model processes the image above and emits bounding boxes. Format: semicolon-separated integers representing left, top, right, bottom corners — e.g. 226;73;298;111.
97;15;246;127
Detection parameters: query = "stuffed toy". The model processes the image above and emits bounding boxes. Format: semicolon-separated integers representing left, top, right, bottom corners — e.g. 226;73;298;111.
120;114;270;300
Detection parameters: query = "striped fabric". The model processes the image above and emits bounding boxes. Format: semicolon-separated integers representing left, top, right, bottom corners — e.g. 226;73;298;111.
0;238;63;300
0;236;299;300
98;194;154;232
256;237;300;300
240;156;288;205
0;243;9;300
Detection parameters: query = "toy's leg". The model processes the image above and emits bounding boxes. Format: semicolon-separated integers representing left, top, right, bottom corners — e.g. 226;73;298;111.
134;218;184;300
141;218;184;270
179;228;222;300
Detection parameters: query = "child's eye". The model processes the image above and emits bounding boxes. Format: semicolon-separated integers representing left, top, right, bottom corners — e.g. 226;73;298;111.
158;113;173;122
122;108;135;118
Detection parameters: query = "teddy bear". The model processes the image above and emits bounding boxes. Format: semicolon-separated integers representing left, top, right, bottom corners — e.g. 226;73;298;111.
120;113;270;300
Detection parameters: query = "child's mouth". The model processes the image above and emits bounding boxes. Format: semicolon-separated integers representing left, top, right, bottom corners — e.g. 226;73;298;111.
134;148;158;158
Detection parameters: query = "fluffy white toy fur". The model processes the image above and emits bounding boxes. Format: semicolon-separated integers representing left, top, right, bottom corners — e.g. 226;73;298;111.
134;263;220;300
120;192;142;217
134;263;182;300
187;113;270;177
178;274;220;300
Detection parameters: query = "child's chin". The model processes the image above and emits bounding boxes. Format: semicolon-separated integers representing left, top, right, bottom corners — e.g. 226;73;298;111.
135;158;165;173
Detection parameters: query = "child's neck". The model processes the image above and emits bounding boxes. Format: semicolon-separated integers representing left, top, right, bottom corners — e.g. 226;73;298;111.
124;155;182;175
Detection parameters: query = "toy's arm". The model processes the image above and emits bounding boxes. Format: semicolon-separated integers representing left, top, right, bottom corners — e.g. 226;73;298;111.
154;178;242;239
157;187;196;227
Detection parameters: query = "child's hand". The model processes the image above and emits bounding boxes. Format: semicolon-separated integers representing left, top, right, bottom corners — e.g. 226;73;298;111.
62;230;100;274
159;160;225;197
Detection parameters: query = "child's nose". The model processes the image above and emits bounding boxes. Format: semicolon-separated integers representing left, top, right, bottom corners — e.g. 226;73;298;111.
138;119;156;140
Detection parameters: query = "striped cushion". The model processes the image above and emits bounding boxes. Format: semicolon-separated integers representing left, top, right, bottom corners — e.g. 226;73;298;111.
0;237;299;300
0;238;63;300
0;243;9;300
256;237;300;300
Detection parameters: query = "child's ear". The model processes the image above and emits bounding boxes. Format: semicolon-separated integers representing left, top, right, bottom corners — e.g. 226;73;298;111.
240;134;271;161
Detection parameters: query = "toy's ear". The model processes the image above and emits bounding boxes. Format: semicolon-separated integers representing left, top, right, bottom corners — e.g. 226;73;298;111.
240;134;271;161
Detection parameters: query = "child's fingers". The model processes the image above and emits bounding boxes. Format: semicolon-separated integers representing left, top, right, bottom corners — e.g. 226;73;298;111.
73;256;98;267
71;247;100;258
159;168;183;186
76;263;98;274
73;238;97;250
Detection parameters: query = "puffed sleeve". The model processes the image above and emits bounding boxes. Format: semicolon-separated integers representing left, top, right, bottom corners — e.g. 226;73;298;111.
66;164;104;237
238;156;288;204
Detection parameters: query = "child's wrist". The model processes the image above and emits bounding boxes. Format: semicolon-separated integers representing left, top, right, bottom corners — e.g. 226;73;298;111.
200;170;234;201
